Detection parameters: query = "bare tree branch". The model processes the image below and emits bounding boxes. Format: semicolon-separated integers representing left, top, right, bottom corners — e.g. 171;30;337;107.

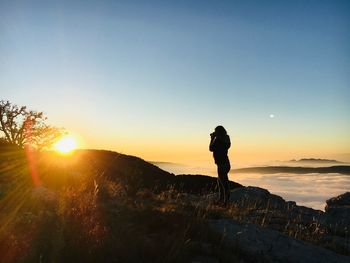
0;100;65;150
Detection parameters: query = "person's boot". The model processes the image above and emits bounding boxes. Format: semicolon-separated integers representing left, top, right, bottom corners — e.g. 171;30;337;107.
214;191;224;205
219;192;230;207
214;198;224;205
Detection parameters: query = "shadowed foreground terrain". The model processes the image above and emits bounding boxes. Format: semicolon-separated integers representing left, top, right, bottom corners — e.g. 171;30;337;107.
0;146;349;263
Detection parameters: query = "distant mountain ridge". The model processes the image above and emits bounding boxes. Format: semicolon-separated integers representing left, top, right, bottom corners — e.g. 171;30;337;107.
233;165;350;175
289;158;344;164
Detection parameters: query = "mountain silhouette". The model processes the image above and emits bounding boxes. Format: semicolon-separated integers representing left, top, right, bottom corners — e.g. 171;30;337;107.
290;158;344;164
50;149;242;194
233;165;350;175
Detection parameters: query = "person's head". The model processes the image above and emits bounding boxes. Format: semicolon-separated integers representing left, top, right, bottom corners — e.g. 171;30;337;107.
214;125;227;137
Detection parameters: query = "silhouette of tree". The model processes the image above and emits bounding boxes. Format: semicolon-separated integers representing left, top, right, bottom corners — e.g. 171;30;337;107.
0;100;65;149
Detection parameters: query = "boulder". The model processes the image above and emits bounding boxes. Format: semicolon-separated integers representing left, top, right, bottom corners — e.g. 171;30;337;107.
325;192;350;217
208;219;350;263
324;192;350;238
229;187;323;224
326;192;350;207
229;186;285;210
217;187;350;255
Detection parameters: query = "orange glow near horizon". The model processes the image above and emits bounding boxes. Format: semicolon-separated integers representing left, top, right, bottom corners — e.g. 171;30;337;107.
54;135;78;155
60;128;350;167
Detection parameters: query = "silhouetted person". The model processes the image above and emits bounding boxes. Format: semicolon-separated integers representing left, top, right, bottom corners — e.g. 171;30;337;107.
209;126;231;205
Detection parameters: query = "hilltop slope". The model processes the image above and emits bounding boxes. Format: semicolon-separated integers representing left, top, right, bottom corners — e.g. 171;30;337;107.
1;147;349;262
72;149;242;193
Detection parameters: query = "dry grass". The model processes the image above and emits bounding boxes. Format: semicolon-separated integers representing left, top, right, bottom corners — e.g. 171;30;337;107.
1;148;348;262
0;149;243;263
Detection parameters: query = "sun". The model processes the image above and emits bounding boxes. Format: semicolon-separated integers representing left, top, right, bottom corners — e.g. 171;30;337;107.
54;135;78;154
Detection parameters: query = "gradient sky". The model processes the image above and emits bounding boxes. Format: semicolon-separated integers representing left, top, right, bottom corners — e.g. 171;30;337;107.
1;0;349;166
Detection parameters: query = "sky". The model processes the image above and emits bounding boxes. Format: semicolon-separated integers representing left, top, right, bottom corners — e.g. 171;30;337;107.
1;0;350;166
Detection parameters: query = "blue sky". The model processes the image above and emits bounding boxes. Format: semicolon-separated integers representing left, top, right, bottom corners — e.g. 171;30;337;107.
1;0;349;164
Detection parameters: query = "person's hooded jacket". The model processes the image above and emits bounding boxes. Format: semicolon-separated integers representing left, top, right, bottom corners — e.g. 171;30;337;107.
209;134;231;165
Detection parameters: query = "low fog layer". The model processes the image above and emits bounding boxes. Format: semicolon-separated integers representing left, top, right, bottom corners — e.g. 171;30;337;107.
155;162;350;211
232;173;350;211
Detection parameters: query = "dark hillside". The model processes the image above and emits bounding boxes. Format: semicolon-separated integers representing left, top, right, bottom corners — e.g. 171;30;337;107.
71;150;242;194
0;146;243;263
1;145;349;262
0;147;241;196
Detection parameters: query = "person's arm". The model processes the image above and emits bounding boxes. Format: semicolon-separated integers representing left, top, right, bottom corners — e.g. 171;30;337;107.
226;135;231;149
209;136;216;152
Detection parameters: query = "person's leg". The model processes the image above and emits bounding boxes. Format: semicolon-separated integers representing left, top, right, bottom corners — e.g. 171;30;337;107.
219;164;231;204
223;164;231;203
217;165;226;203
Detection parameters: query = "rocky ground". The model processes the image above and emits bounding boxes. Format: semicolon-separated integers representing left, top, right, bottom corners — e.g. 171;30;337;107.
224;187;350;256
1;148;349;262
194;187;350;263
208;219;349;263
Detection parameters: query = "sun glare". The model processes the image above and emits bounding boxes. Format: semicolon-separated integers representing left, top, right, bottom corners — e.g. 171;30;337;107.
54;135;78;154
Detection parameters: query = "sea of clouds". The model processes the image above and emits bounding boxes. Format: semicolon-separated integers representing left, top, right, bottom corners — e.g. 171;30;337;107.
231;172;350;211
155;162;350;211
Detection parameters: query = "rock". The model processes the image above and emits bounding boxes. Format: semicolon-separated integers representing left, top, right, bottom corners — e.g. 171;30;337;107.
326;192;350;207
191;256;219;263
229;186;285;210
321;236;350;255
208;219;350;263
189;241;215;256
229;187;323;224
325;192;350;221
221;187;350;255
289;205;323;223
324;192;350;239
